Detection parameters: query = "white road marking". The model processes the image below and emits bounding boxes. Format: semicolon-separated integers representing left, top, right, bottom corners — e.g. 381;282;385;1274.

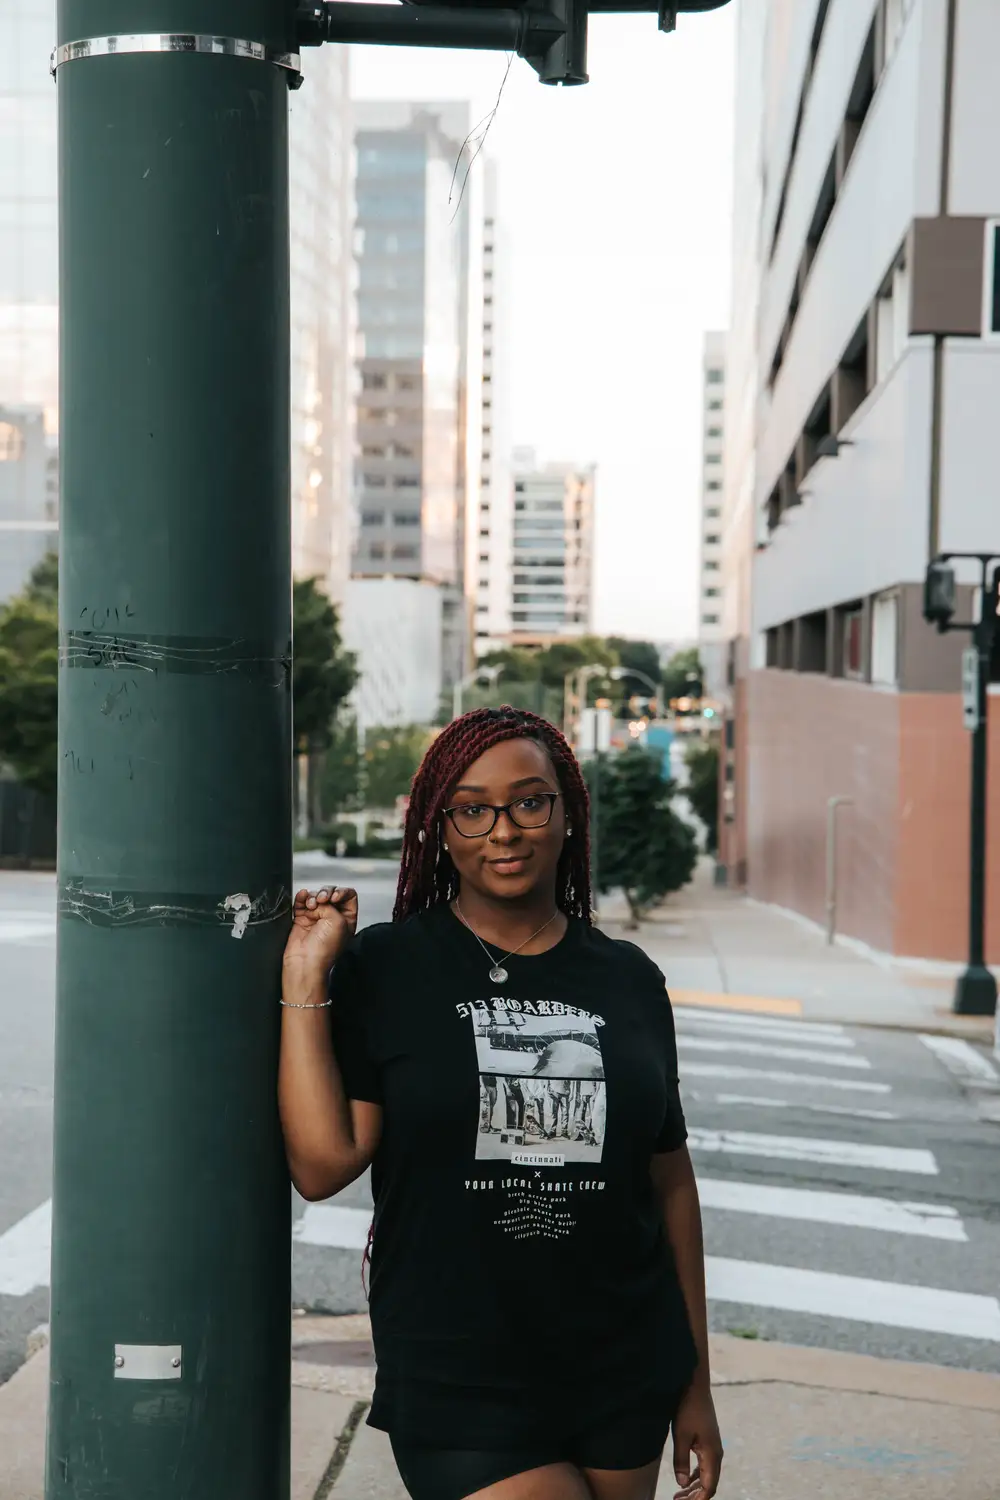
919;1033;999;1085
680;1062;891;1094
706;1256;1000;1340
0;914;56;943
674;1012;852;1047
677;1036;871;1070
697;1176;966;1241
0;1201;51;1297
688;1127;937;1175
293;1204;371;1250
686;1091;897;1121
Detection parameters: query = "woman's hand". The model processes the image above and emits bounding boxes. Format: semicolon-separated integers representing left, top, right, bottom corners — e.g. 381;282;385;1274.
283;887;358;987
672;1381;723;1499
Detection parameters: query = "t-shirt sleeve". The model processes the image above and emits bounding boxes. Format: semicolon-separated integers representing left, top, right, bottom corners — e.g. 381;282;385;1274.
653;979;688;1153
328;946;382;1105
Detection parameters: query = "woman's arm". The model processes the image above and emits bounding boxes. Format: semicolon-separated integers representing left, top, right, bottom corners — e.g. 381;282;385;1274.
651;1146;723;1499
278;887;382;1201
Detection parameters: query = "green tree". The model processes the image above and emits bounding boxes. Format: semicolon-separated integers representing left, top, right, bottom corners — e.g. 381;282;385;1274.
588;746;697;925
661;646;703;705
605;637;663;713
684;739;719;855
292;576;357;753
318;715;362;822
0;552;59;797
363;724;434;810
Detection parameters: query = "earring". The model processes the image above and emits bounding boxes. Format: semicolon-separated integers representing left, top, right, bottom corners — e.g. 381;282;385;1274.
566;826;573;837
417;830;426;844
443;841;450;852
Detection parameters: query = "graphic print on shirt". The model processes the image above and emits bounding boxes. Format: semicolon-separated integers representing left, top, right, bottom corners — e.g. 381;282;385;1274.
462;998;607;1166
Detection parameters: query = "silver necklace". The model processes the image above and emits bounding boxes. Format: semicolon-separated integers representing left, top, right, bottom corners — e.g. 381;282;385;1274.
454;901;560;985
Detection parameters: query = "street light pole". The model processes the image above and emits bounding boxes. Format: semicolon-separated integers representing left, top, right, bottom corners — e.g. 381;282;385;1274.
50;3;296;1496
453;665;501;720
924;554;1000;1017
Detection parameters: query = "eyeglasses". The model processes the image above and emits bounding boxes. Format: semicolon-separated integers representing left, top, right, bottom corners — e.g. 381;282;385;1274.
443;793;561;839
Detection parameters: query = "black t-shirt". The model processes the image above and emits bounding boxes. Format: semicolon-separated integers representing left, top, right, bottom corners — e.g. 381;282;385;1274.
329;904;696;1446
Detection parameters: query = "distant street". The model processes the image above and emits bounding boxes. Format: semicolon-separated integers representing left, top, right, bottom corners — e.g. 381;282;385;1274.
2;862;1000;1386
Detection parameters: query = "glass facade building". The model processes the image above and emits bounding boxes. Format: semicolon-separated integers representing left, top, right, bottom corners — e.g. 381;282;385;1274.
352;103;477;689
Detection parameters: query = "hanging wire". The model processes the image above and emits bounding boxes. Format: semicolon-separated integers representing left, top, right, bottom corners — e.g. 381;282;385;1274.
448;51;515;221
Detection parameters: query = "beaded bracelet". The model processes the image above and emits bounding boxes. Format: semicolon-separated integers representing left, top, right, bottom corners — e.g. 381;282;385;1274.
279;998;333;1009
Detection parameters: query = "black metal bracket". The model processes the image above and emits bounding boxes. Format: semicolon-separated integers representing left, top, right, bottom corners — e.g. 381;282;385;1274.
296;0;731;86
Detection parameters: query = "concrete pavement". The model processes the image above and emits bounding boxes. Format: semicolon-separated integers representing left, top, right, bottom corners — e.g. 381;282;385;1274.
599;861;997;1041
4;1318;1000;1499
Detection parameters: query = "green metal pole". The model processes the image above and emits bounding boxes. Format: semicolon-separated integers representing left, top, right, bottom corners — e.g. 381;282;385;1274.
50;3;295;1495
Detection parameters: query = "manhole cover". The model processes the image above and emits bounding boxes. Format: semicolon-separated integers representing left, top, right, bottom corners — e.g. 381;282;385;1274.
293;1340;375;1368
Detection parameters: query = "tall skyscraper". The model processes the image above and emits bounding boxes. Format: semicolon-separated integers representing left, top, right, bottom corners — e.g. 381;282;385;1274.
509;450;595;646
698;332;727;697
722;0;1000;960
352;102;481;693
288;46;356;606
472;163;514;656
0;2;58;604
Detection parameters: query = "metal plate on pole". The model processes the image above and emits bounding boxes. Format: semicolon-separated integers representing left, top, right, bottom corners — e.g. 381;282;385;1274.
962;647;980;731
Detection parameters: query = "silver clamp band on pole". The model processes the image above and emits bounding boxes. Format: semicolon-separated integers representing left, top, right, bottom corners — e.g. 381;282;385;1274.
50;34;302;82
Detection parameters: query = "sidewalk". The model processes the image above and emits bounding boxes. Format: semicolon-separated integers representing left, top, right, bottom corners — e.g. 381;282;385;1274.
3;1317;999;1499
598;861;997;1042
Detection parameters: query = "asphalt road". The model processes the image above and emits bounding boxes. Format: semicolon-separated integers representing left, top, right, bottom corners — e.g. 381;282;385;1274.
2;862;1000;1387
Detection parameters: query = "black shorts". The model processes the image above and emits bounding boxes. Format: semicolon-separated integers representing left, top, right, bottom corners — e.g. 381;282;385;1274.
388;1395;681;1500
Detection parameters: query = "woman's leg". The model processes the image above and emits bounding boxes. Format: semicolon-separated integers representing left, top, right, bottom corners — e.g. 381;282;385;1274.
581;1458;663;1500
465;1466;594;1500
390;1439;591;1500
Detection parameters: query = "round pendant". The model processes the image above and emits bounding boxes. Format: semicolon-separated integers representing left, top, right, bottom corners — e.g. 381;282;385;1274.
489;965;508;985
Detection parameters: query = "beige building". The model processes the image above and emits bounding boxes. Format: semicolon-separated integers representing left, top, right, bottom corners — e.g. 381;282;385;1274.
289;46;356;605
698;332;727;697
721;0;1000;962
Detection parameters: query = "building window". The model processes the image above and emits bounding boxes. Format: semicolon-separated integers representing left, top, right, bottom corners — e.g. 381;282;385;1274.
391;543;418;561
362;372;386;391
984;221;1000;338
393;475;419;490
706;370;723;385
363;474;386;489
870;591;898;685
706;426;722;438
0;423;23;462
843;606;864;678
708;399;722;411
705;454;721;465
704;533;721;545
397;375;418;392
702;614;720;626
392;512;419;526
704;560;720;572
369;542;385;560
361;510;385;526
704;587;721;598
706;507;721;518
706;481;721;492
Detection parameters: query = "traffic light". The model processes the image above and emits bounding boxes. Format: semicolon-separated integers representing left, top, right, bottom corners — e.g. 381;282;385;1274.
924;559;956;633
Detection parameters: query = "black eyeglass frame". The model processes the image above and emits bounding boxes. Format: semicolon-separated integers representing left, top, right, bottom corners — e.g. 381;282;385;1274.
442;792;562;839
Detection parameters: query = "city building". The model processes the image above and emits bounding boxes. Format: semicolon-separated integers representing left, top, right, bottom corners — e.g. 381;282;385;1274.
509;450;595;647
721;0;1000;961
351;102;482;693
0;12;356;609
0;2;58;605
288;46;356;606
343;577;443;730
471;163;514;656
697;332;727;698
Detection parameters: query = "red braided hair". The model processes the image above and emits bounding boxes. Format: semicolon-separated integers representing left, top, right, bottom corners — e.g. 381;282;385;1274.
392;704;593;923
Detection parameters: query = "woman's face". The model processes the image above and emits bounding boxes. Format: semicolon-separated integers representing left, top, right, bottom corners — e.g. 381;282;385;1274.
441;737;568;906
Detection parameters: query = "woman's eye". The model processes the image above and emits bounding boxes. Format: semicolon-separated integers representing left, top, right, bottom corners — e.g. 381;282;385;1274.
518;797;542;811
457;805;486;819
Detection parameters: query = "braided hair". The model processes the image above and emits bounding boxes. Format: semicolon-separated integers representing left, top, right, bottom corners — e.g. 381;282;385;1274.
393;704;592;923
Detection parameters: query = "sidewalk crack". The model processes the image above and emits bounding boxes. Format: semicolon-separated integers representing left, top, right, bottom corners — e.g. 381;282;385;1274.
314;1399;370;1499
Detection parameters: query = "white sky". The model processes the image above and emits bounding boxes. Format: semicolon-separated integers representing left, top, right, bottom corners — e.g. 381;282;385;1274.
351;8;736;643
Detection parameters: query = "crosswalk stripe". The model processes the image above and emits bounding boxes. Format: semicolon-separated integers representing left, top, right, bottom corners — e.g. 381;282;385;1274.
919;1033;999;1085
677;1036;870;1070
294;1204;371;1250
688;1127;937;1174
0;1201;51;1297
686;1091;897;1121
0;916;56;943
675;1011;849;1045
706;1256;1000;1340
697;1176;966;1240
680;1062;891;1094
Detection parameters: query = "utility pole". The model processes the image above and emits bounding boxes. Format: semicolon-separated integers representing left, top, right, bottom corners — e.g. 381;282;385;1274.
50;3;297;1496
924;554;1000;1016
49;3;733;1496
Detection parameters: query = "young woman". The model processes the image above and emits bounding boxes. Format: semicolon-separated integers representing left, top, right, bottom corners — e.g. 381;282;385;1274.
279;706;723;1500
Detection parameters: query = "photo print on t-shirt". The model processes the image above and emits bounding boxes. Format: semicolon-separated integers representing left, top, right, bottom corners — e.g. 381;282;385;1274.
467;999;607;1166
